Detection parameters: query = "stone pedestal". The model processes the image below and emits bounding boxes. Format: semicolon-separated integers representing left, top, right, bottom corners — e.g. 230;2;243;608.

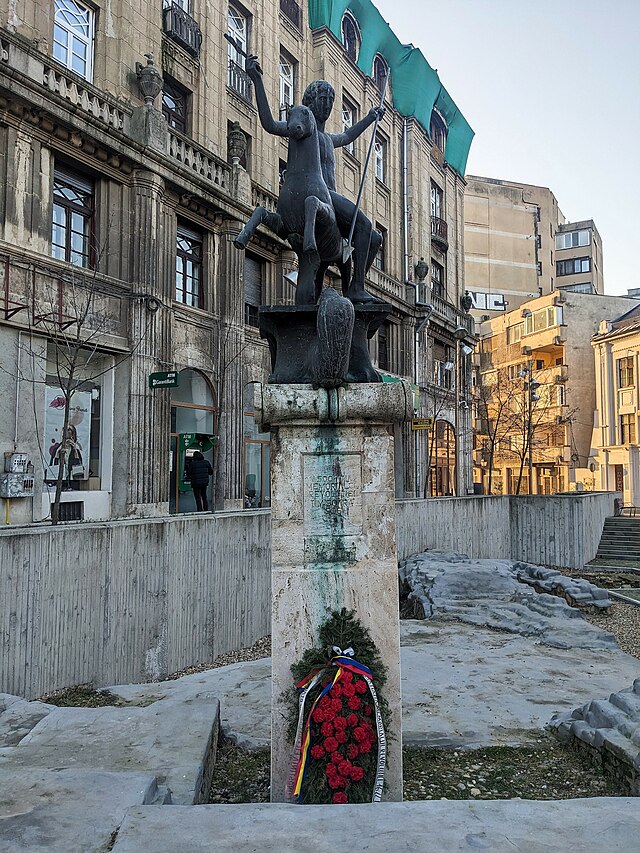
253;382;413;803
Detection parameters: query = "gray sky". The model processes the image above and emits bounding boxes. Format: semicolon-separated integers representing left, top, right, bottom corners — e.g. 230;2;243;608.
375;0;640;295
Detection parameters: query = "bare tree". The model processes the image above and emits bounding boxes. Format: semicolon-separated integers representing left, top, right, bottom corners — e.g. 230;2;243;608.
474;367;522;494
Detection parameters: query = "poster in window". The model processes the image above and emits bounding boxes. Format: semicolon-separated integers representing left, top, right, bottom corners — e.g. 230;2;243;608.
44;388;92;482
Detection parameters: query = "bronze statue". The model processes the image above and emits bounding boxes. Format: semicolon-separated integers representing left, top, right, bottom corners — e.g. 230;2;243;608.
240;55;384;304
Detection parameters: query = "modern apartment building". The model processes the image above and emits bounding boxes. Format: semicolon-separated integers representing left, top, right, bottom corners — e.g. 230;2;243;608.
591;304;640;503
475;290;637;495
0;0;474;525
464;176;602;323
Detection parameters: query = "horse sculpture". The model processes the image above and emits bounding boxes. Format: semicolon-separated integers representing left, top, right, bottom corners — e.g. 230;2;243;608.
234;104;350;306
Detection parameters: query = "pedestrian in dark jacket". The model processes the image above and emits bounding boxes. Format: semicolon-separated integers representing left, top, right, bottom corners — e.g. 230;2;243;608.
187;450;213;511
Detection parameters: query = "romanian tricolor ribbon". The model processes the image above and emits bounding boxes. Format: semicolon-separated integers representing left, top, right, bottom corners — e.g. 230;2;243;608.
285;651;386;804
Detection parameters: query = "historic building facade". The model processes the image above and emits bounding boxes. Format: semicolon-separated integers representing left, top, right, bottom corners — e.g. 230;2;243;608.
0;0;473;524
591;304;640;504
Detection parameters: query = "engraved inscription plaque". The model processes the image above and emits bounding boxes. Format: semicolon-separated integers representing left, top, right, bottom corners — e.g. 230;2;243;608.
303;453;362;537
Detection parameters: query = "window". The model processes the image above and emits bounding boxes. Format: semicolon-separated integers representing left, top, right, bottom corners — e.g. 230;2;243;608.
279;52;295;118
53;0;94;80
372;55;389;93
431;259;444;298
244;253;263;327
433;340;453;389
507;323;523;345
162;76;189;134
374;136;386;182
176;223;203;308
342;98;356;155
341;13;360;62
556;230;590;250
372;224;386;271
556;257;591;276
430;181;443;219
621;413;636;445
279;0;301;29
228;6;251;100
523;306;561;335
429;110;447;153
51;167;94;268
618;356;634;388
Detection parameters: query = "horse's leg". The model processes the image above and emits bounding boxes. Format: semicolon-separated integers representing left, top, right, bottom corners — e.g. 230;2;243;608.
234;207;285;249
303;196;335;254
315;261;330;303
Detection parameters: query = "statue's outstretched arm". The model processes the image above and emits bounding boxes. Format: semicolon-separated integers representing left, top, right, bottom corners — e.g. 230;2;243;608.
246;55;288;137
330;106;385;148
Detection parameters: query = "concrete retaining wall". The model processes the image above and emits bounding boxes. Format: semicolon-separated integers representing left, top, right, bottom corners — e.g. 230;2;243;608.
0;511;271;699
396;492;617;567
1;493;616;699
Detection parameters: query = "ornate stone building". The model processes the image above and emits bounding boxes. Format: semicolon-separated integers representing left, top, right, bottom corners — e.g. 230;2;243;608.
0;0;473;524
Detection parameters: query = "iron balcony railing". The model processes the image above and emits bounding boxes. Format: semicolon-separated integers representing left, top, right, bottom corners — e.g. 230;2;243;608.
431;216;448;250
163;3;202;58
228;59;252;102
279;0;302;28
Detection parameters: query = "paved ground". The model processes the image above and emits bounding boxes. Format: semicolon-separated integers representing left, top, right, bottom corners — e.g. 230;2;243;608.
1;551;639;852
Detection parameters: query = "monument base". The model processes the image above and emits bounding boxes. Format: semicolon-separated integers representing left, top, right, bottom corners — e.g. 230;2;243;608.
254;382;412;803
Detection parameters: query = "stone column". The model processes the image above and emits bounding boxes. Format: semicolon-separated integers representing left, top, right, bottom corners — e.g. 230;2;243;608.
254;381;413;803
125;170;171;515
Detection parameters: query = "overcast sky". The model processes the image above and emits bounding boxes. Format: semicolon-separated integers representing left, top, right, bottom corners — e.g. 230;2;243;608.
375;0;640;295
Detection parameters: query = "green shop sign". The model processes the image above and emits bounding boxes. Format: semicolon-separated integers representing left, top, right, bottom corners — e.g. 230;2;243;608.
149;371;179;389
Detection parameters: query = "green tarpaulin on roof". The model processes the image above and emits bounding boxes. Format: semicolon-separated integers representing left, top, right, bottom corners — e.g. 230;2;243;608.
307;0;474;176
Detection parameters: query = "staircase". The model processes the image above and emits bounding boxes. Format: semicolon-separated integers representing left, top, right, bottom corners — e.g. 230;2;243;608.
594;516;640;563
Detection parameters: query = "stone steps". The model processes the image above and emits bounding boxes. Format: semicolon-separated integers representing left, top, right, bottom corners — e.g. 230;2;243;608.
108;800;640;852
595;516;640;561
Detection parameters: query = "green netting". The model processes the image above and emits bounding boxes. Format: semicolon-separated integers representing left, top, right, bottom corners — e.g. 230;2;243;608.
307;0;474;175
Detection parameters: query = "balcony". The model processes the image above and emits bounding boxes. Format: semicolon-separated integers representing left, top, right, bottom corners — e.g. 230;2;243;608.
163;3;202;59
228;60;252;102
280;0;302;29
431;216;448;251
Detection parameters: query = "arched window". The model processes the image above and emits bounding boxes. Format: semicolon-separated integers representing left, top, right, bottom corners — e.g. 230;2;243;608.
170;369;217;513
429;109;447;153
341;13;360;62
372;55;389;94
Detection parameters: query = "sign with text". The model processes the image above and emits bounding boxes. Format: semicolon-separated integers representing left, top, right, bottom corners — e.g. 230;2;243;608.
411;417;433;431
149;371;179;389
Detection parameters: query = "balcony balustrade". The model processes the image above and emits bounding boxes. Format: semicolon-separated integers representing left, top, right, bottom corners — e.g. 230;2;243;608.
228;60;252;102
163;3;202;58
431;216;448;250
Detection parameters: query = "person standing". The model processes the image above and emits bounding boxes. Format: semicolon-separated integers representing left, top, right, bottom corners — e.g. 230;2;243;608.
187;451;213;512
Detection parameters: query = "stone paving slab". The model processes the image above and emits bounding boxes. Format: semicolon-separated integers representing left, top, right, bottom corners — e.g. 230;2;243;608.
0;697;220;804
0;769;158;853
111;799;640;852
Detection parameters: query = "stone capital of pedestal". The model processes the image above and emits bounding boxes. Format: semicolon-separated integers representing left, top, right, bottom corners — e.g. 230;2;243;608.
253;382;414;431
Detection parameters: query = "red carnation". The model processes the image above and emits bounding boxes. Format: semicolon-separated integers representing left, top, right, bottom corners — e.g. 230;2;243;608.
346;713;358;727
347;743;359;760
310;745;325;760
331;683;343;697
359;741;372;754
335;730;347;744
353;726;368;742
321;721;334;737
319;695;331;709
354;680;367;695
363;704;373;717
328;774;343;789
332;792;348;804
333;716;347;731
331;697;342;712
323;736;338;753
347;696;361;711
312;708;325;723
350;765;365;781
330;750;343;764
338;760;352;777
341;669;353;682
342;683;356;697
